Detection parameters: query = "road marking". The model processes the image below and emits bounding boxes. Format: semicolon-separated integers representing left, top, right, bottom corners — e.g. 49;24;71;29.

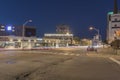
52;53;57;54
109;57;120;66
64;53;69;55
70;54;74;56
76;54;80;56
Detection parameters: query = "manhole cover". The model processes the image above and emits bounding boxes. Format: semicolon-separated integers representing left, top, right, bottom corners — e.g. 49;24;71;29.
5;60;16;64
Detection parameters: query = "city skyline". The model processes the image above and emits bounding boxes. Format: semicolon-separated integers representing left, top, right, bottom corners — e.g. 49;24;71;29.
0;0;120;40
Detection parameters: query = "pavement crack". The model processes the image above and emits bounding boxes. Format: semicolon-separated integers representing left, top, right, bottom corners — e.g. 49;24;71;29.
15;72;31;80
15;57;73;80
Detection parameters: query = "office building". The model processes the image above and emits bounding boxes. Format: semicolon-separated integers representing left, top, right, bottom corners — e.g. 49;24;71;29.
107;0;120;43
0;24;36;37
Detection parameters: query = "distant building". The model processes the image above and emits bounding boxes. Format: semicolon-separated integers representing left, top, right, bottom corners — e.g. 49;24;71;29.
56;24;71;34
0;36;42;49
0;24;15;36
43;24;73;47
24;26;36;37
43;33;73;47
107;0;120;43
0;24;36;37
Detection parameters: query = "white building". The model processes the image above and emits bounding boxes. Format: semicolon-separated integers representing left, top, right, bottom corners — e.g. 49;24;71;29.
0;36;42;50
43;33;73;47
107;12;120;43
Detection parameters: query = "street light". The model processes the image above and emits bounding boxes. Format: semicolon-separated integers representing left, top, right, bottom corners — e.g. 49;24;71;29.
89;27;101;46
89;27;100;40
22;20;32;49
22;20;32;37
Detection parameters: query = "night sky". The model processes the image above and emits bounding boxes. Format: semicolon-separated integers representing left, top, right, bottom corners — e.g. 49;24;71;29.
0;0;120;40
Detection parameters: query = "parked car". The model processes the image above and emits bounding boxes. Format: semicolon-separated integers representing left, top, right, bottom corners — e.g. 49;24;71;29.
87;46;97;51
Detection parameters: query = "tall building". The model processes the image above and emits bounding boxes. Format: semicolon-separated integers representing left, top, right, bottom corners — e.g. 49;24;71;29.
107;0;120;43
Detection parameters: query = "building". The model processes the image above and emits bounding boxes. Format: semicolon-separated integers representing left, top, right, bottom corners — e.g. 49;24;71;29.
43;33;73;47
24;26;36;37
0;24;37;49
0;24;36;37
43;24;73;47
107;0;120;43
107;13;120;43
0;24;15;36
0;36;42;49
56;24;71;34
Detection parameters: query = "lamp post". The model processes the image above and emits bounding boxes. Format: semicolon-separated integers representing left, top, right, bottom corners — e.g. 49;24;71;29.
89;27;101;46
89;27;100;40
22;20;32;37
22;20;32;49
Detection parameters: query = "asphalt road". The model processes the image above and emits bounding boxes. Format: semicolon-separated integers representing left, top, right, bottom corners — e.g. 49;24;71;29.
0;48;120;80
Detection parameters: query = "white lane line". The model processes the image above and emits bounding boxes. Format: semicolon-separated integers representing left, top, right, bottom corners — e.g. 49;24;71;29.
76;54;80;56
70;54;74;56
109;57;120;66
57;53;63;55
64;53;69;55
54;53;58;54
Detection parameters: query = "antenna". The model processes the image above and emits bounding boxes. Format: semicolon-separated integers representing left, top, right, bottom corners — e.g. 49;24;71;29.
114;0;118;14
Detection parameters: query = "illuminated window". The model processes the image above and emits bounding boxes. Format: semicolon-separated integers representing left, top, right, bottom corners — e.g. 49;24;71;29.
1;26;5;28
115;30;120;36
114;24;117;27
0;29;5;31
114;18;117;21
12;30;15;32
7;26;12;31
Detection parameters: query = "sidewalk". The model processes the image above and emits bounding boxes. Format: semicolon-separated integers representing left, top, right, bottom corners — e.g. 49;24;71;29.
86;48;120;62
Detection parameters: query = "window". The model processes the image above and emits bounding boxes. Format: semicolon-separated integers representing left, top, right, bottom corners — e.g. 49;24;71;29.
114;24;117;27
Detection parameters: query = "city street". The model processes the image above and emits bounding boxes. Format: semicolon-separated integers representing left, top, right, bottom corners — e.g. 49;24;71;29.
0;48;120;80
1;0;120;80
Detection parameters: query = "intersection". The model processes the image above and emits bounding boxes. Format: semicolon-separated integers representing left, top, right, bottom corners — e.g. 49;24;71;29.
0;48;119;80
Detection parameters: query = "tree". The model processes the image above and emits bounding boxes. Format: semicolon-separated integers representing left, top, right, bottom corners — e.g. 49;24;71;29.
110;39;120;54
73;36;81;45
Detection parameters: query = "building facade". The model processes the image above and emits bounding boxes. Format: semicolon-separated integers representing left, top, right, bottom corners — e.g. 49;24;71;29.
0;24;37;49
56;24;71;34
43;33;73;47
107;13;120;43
0;24;15;36
0;36;42;49
107;0;120;43
0;24;36;37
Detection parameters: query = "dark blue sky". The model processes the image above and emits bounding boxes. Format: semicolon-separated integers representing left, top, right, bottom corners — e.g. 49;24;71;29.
0;0;120;40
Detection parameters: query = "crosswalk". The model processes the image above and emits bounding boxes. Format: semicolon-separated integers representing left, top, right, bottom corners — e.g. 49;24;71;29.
31;49;89;56
52;52;81;56
1;50;87;57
